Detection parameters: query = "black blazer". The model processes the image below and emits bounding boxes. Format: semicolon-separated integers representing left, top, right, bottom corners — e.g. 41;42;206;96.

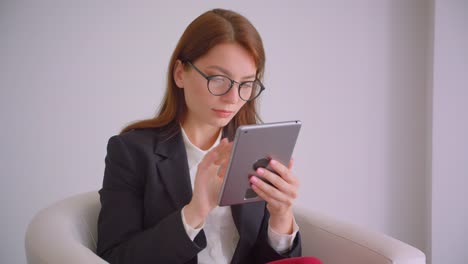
97;125;301;264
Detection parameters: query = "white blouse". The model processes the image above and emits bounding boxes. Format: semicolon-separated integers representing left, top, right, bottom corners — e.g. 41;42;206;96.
179;127;298;263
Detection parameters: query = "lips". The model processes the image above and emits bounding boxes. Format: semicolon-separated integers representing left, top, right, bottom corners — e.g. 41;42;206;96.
213;109;233;113
213;109;234;118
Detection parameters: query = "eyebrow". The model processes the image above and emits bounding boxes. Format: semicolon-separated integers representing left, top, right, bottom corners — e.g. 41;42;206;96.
206;65;256;80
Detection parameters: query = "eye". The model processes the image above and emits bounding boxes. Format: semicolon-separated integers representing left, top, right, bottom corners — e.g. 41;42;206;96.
209;76;227;82
209;76;230;85
241;82;255;88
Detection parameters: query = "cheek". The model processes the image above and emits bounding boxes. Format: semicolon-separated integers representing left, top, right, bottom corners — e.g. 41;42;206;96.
235;101;248;113
184;84;213;107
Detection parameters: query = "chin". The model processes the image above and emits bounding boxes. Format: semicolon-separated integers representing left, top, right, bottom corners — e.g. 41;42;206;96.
211;118;232;128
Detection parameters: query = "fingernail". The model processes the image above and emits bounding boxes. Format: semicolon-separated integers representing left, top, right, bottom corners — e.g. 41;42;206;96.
257;168;264;175
250;176;258;183
270;159;277;165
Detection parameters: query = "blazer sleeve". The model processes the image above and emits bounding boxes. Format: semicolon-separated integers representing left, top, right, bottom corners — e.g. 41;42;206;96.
96;135;206;264
251;207;302;263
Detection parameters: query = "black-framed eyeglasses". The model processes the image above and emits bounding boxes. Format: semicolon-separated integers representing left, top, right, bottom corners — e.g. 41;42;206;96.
186;61;265;102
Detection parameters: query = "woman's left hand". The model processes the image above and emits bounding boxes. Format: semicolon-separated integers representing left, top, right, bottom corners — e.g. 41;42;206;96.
249;158;299;234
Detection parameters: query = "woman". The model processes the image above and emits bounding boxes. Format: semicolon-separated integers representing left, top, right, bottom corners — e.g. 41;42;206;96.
97;8;301;264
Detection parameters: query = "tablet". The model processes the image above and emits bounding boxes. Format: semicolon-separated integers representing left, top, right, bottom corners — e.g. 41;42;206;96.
218;120;302;206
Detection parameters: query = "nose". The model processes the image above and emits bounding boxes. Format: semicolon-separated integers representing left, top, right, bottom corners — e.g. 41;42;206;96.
221;83;240;104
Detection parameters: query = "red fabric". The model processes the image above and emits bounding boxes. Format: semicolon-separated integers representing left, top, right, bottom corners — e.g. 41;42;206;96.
267;256;322;264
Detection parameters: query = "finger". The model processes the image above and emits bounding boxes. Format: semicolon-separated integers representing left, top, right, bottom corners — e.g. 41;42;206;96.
213;140;232;166
288;158;294;170
250;175;293;204
256;168;298;199
199;139;229;169
217;162;228;179
199;152;216;170
251;183;280;208
218;140;232;158
269;159;297;185
250;177;293;209
208;138;227;158
216;144;233;178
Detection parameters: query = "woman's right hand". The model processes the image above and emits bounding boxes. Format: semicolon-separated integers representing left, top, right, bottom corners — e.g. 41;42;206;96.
183;138;232;228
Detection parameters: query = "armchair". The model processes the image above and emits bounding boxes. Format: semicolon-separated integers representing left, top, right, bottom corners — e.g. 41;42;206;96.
25;191;425;264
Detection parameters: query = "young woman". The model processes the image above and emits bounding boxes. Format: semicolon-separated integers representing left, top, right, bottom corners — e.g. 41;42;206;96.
97;8;301;264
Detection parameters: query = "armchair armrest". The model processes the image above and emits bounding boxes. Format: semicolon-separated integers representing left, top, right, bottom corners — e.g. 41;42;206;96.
294;207;426;264
25;192;108;264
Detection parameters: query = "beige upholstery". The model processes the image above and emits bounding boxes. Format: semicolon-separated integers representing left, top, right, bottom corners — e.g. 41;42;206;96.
25;191;425;264
25;192;107;264
295;207;426;264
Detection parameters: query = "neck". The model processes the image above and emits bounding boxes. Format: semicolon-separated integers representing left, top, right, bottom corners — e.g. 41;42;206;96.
181;121;221;151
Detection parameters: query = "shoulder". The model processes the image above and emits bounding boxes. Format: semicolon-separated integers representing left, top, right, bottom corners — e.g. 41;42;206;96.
106;124;182;156
107;127;162;153
118;127;159;144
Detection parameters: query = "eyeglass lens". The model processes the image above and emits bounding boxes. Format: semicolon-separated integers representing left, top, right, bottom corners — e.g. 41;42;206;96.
208;76;261;101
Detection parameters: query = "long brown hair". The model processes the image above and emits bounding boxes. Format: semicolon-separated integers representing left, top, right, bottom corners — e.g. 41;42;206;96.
120;9;265;139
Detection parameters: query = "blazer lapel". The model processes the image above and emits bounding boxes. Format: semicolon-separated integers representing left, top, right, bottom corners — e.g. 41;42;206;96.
154;131;192;209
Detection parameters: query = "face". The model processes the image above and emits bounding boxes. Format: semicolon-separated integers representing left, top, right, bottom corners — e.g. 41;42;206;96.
174;43;257;129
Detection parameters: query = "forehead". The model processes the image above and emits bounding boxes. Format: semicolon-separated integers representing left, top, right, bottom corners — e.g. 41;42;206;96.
195;43;257;77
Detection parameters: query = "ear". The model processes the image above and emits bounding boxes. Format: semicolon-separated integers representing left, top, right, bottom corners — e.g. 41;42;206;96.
173;60;185;88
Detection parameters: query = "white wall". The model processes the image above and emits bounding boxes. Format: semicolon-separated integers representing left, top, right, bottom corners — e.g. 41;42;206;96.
431;0;468;263
1;1;432;263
